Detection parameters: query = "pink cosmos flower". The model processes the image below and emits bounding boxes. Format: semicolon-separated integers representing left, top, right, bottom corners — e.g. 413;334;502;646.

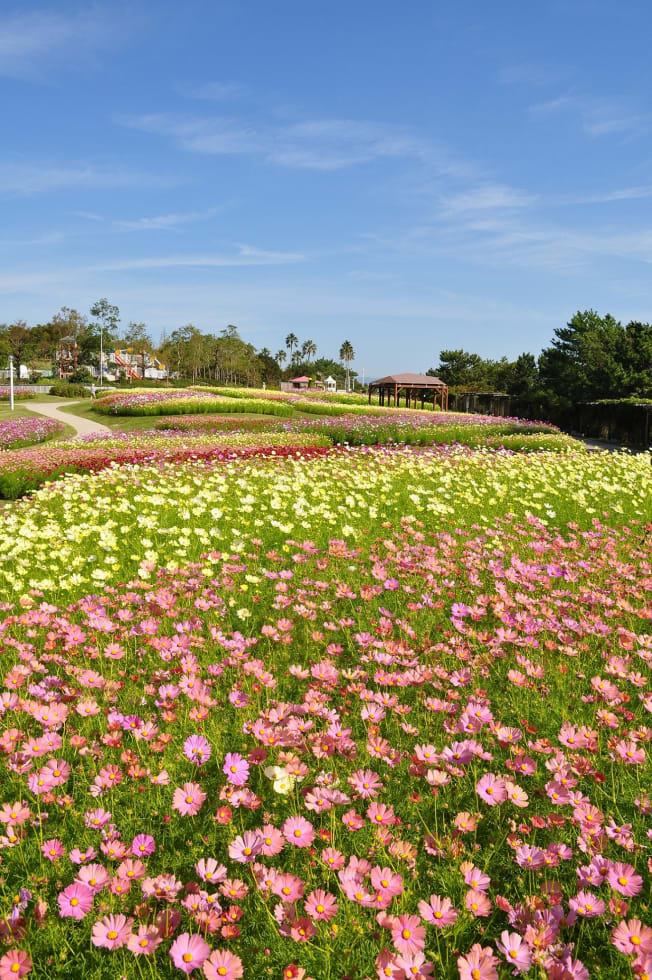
476;774;507;806
169;933;210;974
282;816;316;848
260;824;285;857
195;858;227;884
515;845;546;869
394;952;435;978
465;889;492;918
117;858;147;880
370;866;404;900
496;931;532;974
41;839;65;861
203;950;244;979
273;874;305;903
607;862;643;897
367;802;396;826
127;925;163;956
391;915;426;956
91;914;133;950
132;834;156;857
76;863;110;894
348;768;383;798
57;882;94;919
457;943;499;980
172;782;206;816
0;949;31;980
418;894;458;927
611;918;652;955
228;831;262;863
462;865;490;891
569;891;605;918
223;753;250;786
304;889;338;921
184;735;211;765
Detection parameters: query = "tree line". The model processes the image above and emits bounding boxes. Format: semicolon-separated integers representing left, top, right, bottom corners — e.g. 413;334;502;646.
0;300;357;389
429;310;652;423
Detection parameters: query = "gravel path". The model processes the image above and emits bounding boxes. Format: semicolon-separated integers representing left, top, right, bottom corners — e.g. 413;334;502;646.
24;402;111;438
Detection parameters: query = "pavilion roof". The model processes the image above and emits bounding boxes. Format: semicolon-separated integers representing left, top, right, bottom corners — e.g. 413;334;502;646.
370;373;446;387
290;375;311;382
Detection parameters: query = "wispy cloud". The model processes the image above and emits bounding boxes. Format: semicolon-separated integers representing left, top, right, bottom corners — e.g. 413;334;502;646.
530;92;651;138
0;8;116;80
93;244;307;271
499;63;568;87
438;184;537;216
179;81;245;102
113;207;223;232
121;112;473;175
0;164;178;196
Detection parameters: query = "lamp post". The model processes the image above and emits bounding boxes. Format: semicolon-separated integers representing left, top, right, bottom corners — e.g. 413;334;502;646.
9;355;14;411
99;328;103;388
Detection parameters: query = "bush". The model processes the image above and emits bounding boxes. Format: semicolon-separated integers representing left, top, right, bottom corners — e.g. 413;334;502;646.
49;383;91;398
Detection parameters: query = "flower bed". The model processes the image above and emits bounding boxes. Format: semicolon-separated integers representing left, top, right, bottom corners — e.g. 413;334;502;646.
0;416;64;450
94;390;295;417
0;509;649;979
0;388;35;401
0;432;330;498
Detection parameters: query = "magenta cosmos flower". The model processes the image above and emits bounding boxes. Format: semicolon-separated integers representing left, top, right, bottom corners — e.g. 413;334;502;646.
172;782;206;816
169;933;210;974
496;931;532;974
282;816;315;848
203;949;244;979
611;918;652;955
0;949;31;980
476;773;507;806
222;753;250;786
91;914;133;950
391;915;426;956
228;831;263;863
458;943;499;980
418;894;458;927
607;862;643;897
127;925;163;956
184;735;211;765
304;889;338;921
132;834;156;857
57;882;94;919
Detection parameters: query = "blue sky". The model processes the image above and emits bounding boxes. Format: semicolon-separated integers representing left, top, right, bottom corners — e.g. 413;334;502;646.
2;0;652;375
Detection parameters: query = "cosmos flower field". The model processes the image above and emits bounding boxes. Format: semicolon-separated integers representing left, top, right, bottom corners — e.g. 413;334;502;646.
0;404;650;980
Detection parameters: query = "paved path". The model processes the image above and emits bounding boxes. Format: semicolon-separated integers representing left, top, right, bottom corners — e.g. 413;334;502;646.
24;402;111;439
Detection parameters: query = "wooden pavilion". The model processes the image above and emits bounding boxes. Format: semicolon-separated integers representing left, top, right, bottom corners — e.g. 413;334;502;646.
368;373;448;410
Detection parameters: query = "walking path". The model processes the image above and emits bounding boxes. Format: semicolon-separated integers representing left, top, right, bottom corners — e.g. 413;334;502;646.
24;402;111;438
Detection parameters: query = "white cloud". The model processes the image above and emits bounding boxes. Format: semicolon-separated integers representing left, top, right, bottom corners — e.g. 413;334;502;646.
93;244;307;271
439;184;537;216
0;8;114;80
121;112;473;176
0;164;178;196
113;207;223;232
530;92;650;138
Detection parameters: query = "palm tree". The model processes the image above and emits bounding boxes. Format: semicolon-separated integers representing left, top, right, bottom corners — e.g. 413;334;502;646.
275;349;287;368
339;340;355;392
302;339;317;363
285;333;298;364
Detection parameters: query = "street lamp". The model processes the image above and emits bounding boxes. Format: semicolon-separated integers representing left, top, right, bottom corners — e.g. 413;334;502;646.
99;327;103;388
9;355;14;411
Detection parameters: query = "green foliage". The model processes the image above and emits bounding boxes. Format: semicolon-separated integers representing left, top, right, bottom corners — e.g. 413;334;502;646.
49;383;91;398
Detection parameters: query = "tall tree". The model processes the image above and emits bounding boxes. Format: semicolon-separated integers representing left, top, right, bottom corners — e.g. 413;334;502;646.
285;333;299;366
87;298;121;373
339;340;355;392
301;339;317;363
275;349;287;370
0;321;37;377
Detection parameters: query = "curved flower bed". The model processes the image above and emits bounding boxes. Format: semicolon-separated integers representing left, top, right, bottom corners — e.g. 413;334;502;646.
94;390;295;417
0;416;64;450
0;432;330;498
0;388;35;401
0;513;649;979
